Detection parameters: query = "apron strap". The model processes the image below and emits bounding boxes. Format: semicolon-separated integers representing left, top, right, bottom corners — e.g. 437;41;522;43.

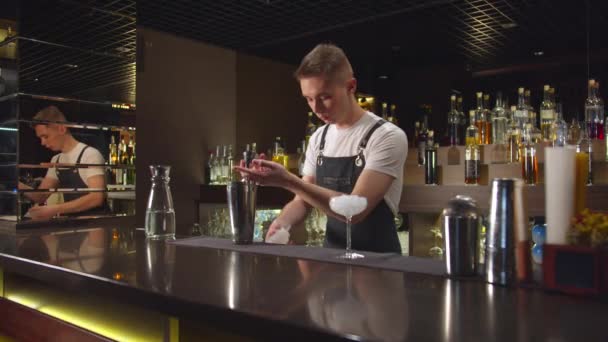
358;119;387;151
76;145;89;164
317;124;330;165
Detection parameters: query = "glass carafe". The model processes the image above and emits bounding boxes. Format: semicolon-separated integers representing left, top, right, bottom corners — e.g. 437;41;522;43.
145;165;176;239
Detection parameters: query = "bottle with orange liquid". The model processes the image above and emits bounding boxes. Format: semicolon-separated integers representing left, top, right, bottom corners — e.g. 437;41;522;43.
521;124;538;184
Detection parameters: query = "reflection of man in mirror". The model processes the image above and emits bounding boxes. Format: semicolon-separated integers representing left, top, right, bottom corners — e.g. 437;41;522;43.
18;105;107;220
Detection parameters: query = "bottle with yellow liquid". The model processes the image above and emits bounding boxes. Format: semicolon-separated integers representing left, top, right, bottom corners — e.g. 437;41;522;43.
389;104;399;126
108;136;118;185
521;124;538;184
272;136;289;169
507;110;522;163
465;111;480;184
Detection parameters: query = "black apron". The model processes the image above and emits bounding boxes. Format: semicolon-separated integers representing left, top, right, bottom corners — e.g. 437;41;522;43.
316;119;401;254
55;145;108;216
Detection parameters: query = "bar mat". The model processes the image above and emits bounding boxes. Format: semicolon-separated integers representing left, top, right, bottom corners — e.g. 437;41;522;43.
170;236;446;276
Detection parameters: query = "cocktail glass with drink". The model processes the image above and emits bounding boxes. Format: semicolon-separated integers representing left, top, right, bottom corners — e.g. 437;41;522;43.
329;195;368;259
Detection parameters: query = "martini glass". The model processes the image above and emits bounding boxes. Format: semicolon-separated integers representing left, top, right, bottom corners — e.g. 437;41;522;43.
329;195;368;259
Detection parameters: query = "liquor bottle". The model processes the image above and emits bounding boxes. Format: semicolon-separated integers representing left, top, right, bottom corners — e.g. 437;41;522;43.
577;128;593;185
457;96;466;144
475;92;490;145
120;137;129;185
417;114;429;166
414;121;420;147
465;111;480;184
540;85;556;141
551;103;568;147
514;87;529;129
389;104;399;125
251;142;258;159
272;136;290;169
221;145;230;184
381;102;389;120
525;89;536;127
568;118;581;145
585;79;604;139
207;152;215;185
483;93;493;144
305;112;317;144
447;95;460;146
116;137;126;185
214;145;222;184
491;92;508;163
227;145;235;182
108;136;118;185
521;124;538;184
595;81;605;140
529;111;542;144
507;109;522;163
127;134;135;185
492;92;508;145
424;130;438;185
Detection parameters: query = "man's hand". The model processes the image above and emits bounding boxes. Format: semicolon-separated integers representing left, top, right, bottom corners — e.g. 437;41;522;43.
27;205;59;221
234;159;296;188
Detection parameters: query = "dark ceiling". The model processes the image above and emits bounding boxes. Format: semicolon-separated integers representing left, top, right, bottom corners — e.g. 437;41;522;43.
6;0;608;104
139;0;608;73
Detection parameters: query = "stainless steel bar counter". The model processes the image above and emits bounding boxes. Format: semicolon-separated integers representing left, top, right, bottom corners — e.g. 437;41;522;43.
0;223;607;341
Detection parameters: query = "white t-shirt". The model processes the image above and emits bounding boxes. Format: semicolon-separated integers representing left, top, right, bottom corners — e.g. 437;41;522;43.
46;142;105;185
302;112;408;214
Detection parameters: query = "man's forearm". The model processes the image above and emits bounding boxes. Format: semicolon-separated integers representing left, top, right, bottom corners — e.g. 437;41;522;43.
19;182;49;204
284;174;344;221
276;196;312;229
55;193;104;215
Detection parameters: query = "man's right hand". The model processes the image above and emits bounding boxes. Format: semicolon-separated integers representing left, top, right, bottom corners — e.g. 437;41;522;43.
265;219;286;241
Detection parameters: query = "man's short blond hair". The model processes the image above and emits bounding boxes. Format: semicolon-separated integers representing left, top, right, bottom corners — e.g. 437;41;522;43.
32;105;67;123
294;43;353;82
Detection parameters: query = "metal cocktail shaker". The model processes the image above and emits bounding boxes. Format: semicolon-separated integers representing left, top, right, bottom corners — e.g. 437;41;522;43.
485;178;531;285
227;179;257;244
442;195;481;276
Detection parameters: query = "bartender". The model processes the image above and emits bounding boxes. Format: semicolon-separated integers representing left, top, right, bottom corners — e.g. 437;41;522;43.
18;106;107;220
236;44;408;253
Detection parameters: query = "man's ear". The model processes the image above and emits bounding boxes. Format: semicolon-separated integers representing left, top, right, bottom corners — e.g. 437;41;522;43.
57;124;68;135
347;78;357;95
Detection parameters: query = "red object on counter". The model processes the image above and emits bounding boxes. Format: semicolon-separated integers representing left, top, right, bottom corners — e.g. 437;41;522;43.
542;244;607;296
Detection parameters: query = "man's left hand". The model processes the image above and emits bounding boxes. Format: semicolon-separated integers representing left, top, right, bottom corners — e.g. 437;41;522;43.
27;205;59;220
234;159;294;188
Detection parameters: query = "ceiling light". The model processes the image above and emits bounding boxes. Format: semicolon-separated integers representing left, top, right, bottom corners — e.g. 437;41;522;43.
501;22;518;29
64;64;78;69
533;51;544;56
378;75;388;80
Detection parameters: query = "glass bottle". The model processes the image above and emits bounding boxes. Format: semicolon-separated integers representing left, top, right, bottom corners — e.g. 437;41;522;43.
551;103;568;147
207;152;215;185
457;96;466;144
127;135;135;185
483;93;493;144
521;124;538;185
577;128;593;185
514;87;529;129
424;130;437;185
474;92;486;145
417;114;429;166
568;118;581;146
492;92;508;144
465;111;480;184
447;95;460;146
414;121;420;147
585;79;603;139
221;145;229;184
529;111;542;143
297;139;306;176
227;144;235;182
108;135;118;185
214;145;222;184
595;82;605;140
540;85;556;141
145;165;176;239
272;136;289;169
507;106;521;163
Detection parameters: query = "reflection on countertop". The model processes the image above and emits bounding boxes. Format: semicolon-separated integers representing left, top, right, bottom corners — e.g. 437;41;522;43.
0;225;607;341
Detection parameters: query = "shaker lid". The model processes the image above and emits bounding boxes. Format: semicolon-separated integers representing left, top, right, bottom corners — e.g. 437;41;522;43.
442;195;479;218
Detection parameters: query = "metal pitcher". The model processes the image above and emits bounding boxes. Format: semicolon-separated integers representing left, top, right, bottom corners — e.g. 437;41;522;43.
226;180;257;244
442;195;481;276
